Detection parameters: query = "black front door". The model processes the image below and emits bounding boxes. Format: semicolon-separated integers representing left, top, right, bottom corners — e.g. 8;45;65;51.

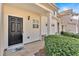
8;16;23;46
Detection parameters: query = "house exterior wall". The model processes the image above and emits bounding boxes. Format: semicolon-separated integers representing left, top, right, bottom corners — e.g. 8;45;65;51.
41;16;48;36
0;3;59;55
0;3;4;56
48;13;58;35
60;14;78;34
49;18;58;35
65;23;77;33
3;5;41;49
40;9;58;36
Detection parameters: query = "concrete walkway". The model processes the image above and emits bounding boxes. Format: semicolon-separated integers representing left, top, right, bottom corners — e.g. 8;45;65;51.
4;40;45;56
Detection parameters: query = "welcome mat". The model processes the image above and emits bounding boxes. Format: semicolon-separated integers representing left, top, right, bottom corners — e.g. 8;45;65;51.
6;44;24;52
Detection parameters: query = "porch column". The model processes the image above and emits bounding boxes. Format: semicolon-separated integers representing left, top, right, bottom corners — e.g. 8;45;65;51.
0;3;4;56
58;19;62;33
48;12;52;35
76;21;78;33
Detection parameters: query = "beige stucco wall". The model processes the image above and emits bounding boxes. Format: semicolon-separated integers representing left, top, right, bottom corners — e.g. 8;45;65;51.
65;23;77;33
50;18;58;34
41;16;48;36
60;15;78;33
0;3;2;56
0;3;4;56
3;5;41;49
49;13;58;35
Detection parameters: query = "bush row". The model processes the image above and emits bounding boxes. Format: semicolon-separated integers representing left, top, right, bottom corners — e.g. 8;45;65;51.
61;32;79;39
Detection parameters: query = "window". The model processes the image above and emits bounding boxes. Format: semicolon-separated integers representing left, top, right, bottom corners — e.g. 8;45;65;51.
33;24;39;28
33;19;39;28
51;24;55;27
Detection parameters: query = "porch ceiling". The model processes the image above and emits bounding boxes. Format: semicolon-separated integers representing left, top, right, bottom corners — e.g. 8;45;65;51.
40;3;58;11
4;3;49;15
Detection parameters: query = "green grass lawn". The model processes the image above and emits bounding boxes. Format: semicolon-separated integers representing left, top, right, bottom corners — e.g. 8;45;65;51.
44;35;79;56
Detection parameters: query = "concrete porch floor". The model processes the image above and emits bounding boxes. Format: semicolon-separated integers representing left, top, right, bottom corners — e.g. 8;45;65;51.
4;39;45;56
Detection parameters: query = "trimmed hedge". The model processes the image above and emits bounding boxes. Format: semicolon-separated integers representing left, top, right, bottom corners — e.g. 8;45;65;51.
44;35;79;56
61;32;79;39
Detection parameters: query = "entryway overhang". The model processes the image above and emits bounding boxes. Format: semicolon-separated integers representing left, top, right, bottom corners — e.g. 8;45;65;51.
4;3;50;16
35;3;58;14
3;3;58;16
35;3;58;12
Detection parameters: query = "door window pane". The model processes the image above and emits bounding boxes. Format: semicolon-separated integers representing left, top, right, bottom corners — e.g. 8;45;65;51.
11;22;15;32
17;23;21;32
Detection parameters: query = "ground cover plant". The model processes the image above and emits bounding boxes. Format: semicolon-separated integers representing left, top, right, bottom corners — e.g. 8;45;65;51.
44;35;79;56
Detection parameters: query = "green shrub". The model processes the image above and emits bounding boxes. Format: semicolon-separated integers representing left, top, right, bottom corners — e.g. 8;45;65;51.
73;34;79;39
61;32;79;39
44;35;79;56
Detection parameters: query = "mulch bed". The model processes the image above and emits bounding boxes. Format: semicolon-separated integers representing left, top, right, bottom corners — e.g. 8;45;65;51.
34;48;46;56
